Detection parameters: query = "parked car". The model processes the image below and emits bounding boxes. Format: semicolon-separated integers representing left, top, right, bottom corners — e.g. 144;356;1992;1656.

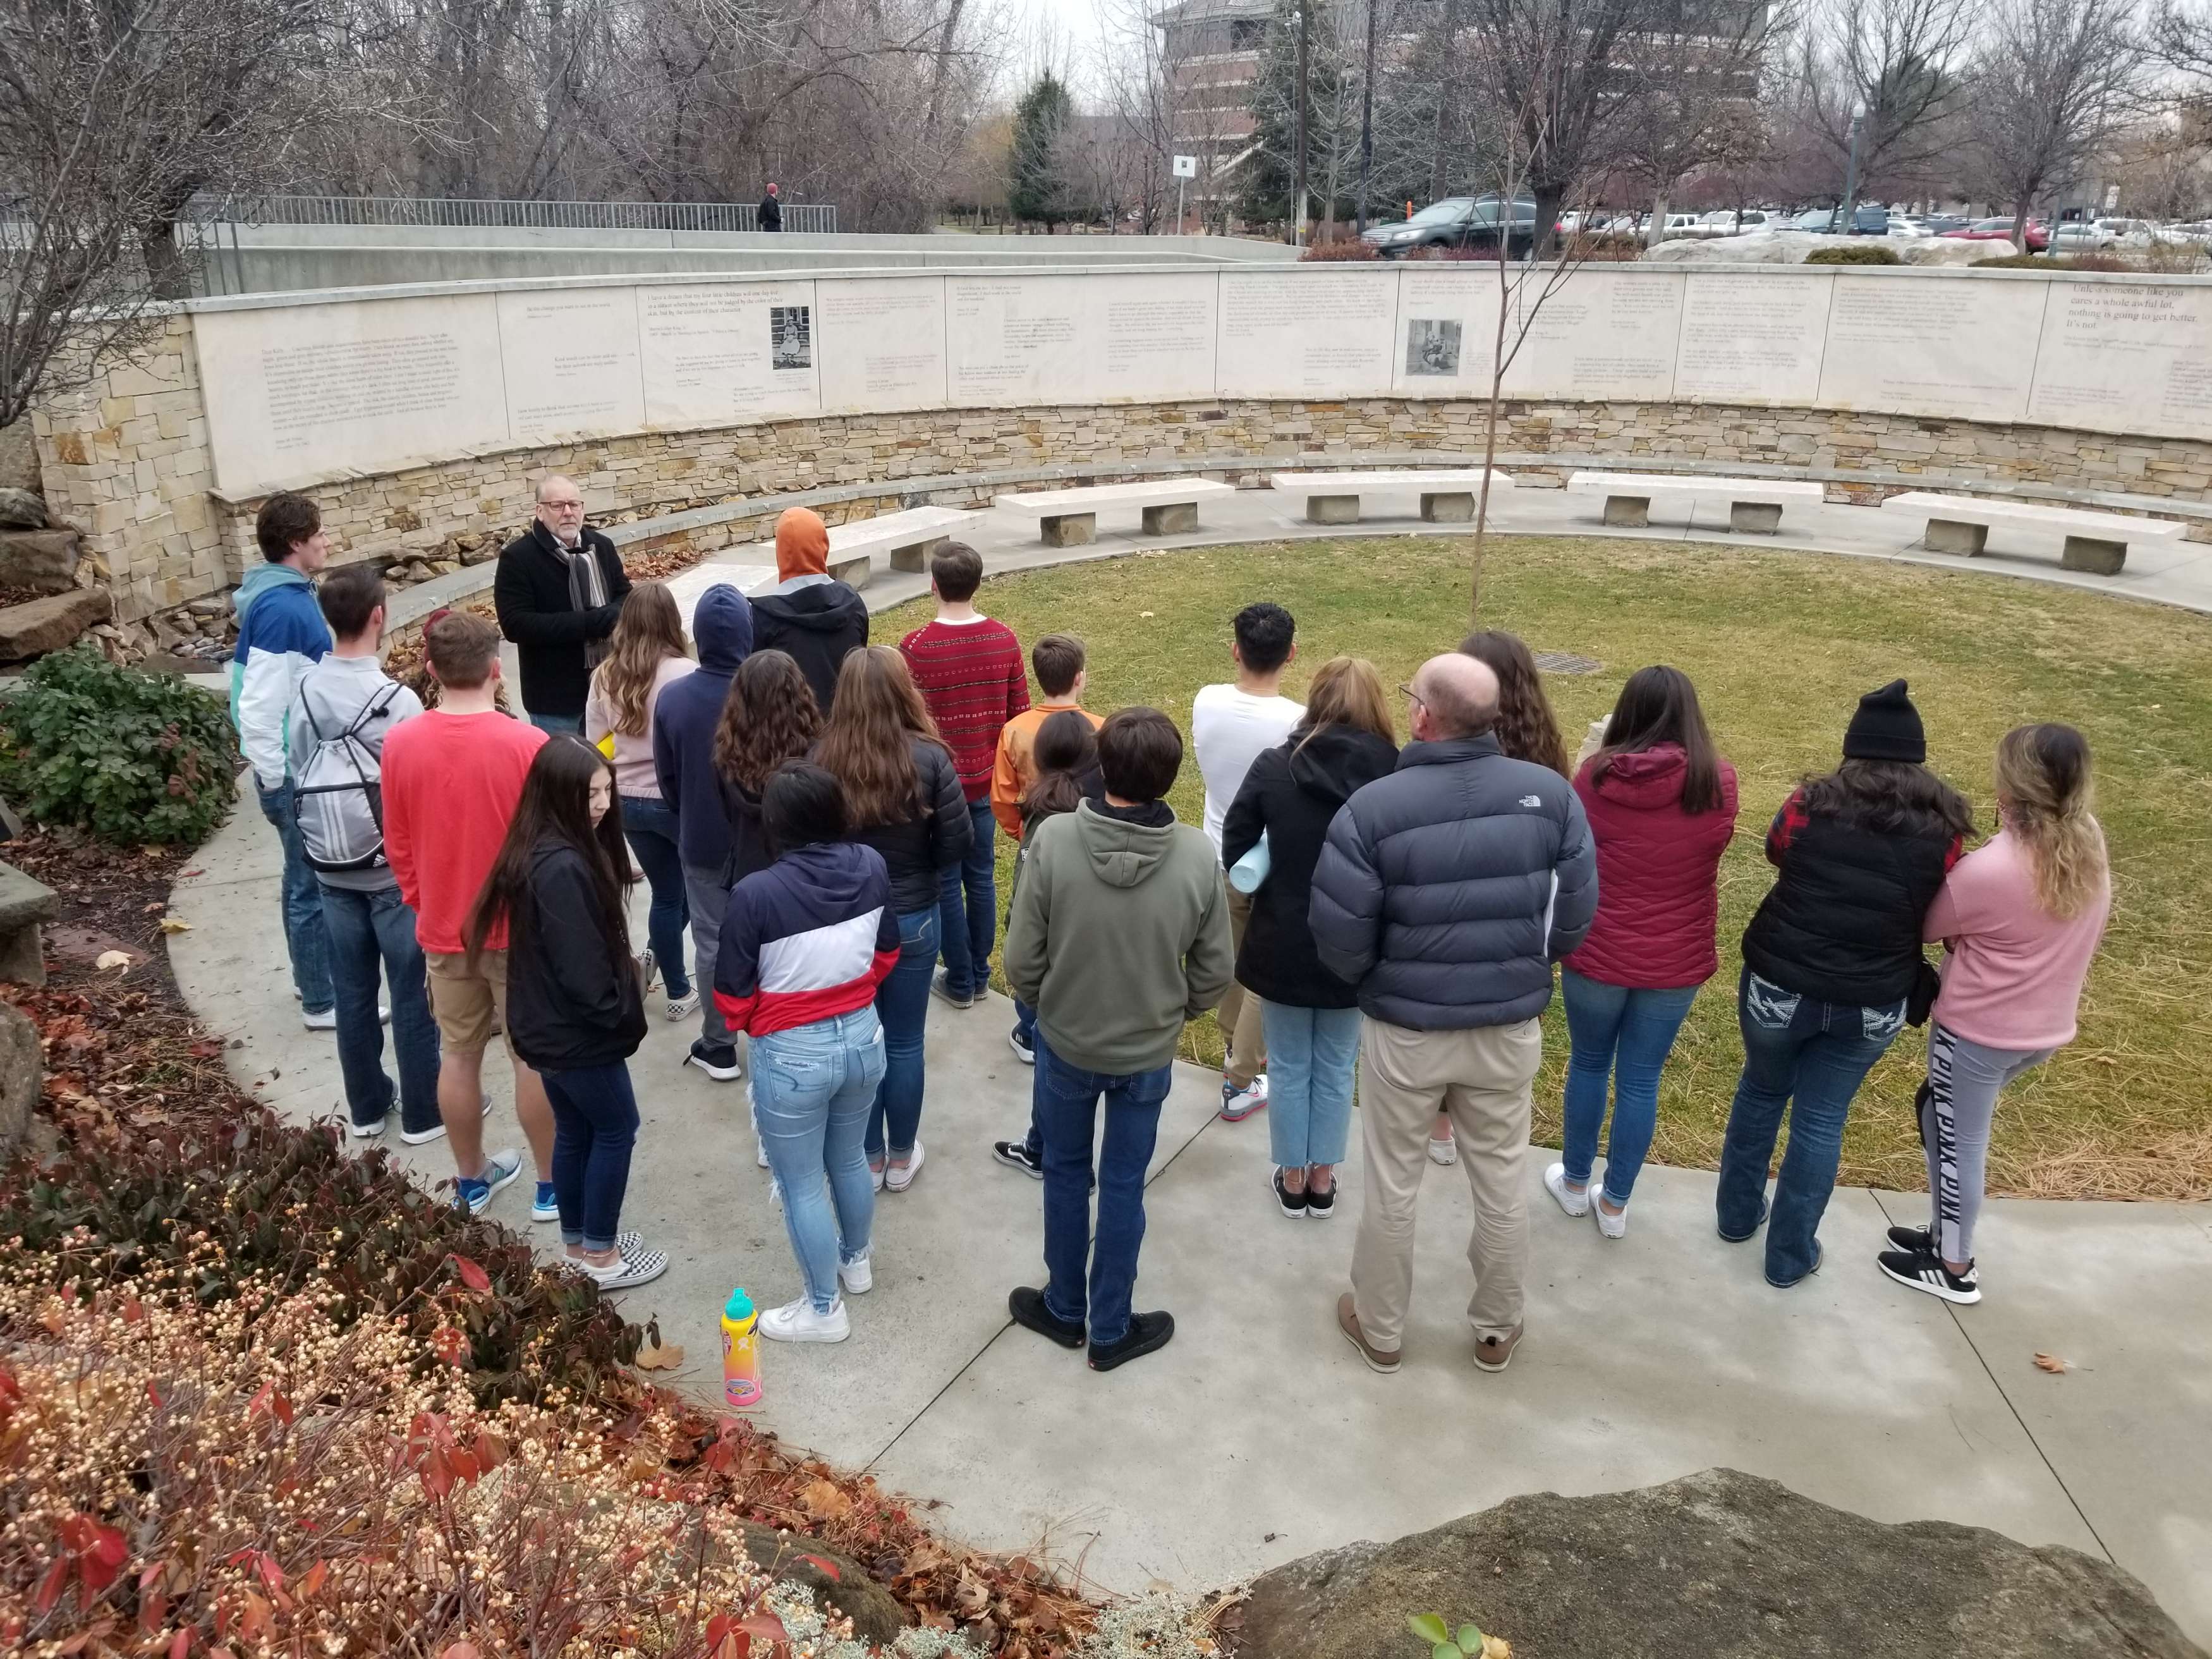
1922;214;1971;233
2051;219;2119;250
1792;204;1888;234
1940;216;2049;252
1699;208;1771;234
1657;210;1707;239
1887;215;1934;238
1360;194;1538;257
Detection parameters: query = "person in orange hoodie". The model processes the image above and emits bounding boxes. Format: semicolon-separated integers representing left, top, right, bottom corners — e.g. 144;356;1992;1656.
748;507;869;714
989;633;1105;841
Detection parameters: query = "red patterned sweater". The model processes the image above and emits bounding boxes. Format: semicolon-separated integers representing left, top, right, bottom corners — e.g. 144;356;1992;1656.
898;617;1030;801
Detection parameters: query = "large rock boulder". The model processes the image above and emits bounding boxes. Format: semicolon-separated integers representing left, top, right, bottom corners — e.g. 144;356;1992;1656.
0;420;37;495
0;587;111;660
0;529;82;595
1232;1469;2203;1659
1644;231;1985;267
0;486;49;530
0;997;37;1154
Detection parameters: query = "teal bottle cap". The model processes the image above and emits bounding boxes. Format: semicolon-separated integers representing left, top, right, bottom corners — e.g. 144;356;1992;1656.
724;1288;755;1322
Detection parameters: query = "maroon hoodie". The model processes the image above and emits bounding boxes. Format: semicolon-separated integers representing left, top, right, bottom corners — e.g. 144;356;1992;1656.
1564;744;1740;989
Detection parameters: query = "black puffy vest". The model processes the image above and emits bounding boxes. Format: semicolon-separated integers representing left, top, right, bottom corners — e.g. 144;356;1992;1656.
1741;806;1953;1009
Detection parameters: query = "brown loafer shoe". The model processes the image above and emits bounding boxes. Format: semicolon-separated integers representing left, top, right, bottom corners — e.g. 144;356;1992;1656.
1337;1292;1400;1375
1473;1323;1523;1373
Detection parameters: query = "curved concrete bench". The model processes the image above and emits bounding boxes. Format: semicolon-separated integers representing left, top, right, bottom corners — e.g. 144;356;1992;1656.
1878;490;2189;574
1267;468;1511;525
1568;471;1825;534
822;506;982;588
994;479;1237;546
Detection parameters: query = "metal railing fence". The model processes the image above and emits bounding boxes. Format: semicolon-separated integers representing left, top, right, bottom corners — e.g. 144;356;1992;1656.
182;195;838;234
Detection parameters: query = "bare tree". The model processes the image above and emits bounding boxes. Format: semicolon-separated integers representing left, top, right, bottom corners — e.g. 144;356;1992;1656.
1615;0;1789;245
1796;0;1972;212
1964;0;2146;250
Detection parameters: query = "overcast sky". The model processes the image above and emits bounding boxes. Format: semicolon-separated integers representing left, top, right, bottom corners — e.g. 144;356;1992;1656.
996;0;1116;99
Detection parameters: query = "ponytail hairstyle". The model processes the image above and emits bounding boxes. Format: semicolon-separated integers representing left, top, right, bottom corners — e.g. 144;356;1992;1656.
1023;708;1100;822
1993;722;2106;919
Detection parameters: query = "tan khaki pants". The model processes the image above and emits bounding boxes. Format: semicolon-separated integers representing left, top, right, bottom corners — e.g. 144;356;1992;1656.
1219;882;1268;1088
1349;1015;1542;1350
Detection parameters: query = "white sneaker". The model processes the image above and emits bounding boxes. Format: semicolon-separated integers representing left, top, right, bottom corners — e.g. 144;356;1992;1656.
303;1004;389;1031
1543;1161;1591;1217
1428;1134;1459;1167
839;1253;873;1295
760;1295;850;1343
665;989;700;1021
868;1160;886;1193
1593;1193;1629;1239
884;1140;925;1193
401;1095;491;1147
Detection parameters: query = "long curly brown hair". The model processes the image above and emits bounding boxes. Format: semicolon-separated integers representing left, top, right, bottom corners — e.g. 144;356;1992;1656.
1459;629;1570;777
814;646;945;829
714;650;822;792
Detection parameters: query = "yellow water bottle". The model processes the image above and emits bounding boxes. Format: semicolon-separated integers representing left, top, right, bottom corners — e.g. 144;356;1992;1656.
720;1289;763;1411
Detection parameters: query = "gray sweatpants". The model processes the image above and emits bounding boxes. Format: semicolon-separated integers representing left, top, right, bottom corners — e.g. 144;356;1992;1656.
1921;1021;2056;1263
683;863;735;1050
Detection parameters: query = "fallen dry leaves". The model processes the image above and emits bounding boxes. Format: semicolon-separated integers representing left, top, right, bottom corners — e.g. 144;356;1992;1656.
633;1339;686;1372
2033;1352;2070;1374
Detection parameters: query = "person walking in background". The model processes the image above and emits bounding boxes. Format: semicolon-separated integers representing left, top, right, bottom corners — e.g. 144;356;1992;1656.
494;476;631;735
759;183;782;231
714;762;899;1344
1311;654;1596;1376
466;738;663;1290
1193;602;1301;1123
382;613;557;1218
586;582;698;1023
1003;708;1233;1371
1880;722;2109;1304
990;633;1105;1066
992;710;1103;1174
286;562;431;1140
1717;680;1971;1289
1222;657;1398;1220
899;542;1028;1012
650;585;753;1080
232;490;337;1030
815;646;971;1193
749;507;868;714
1545;667;1739;1239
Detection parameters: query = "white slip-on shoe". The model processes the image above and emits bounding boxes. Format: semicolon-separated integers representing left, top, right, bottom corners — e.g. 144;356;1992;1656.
884;1140;925;1193
1543;1161;1591;1217
839;1253;873;1295
760;1295;851;1343
1428;1134;1459;1167
1593;1193;1629;1239
665;989;700;1021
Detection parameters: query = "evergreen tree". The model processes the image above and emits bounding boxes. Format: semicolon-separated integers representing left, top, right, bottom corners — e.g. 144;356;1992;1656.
1009;72;1077;229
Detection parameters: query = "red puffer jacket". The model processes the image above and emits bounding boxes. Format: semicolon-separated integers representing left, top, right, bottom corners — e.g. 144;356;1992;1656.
1564;744;1739;989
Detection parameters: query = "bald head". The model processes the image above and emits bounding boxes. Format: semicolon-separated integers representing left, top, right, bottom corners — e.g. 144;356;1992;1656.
1412;652;1498;740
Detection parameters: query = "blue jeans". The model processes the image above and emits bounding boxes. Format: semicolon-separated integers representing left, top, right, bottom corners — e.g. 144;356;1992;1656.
1261;1000;1362;1169
528;711;583;736
621;795;690;998
868;907;939;1158
753;1009;885;1311
542;1060;640;1253
1033;1035;1172;1346
1559;968;1701;1205
319;883;441;1134
936;800;997;999
1716;967;1906;1285
257;782;332;1014
1014;999;1043;1157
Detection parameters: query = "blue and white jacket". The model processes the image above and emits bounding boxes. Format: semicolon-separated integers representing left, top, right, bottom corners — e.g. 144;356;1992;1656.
229;564;331;792
713;841;901;1038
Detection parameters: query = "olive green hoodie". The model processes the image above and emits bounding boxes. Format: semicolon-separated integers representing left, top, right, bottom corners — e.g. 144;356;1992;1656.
1004;799;1234;1076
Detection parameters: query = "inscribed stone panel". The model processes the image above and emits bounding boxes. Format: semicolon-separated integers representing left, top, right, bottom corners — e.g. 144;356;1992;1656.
2026;280;2212;441
1215;268;1397;398
1673;270;1833;406
1391;267;1504;394
496;287;645;446
817;276;950;413
1816;274;2043;422
944;272;1217;405
639;281;822;428
1500;269;1683;400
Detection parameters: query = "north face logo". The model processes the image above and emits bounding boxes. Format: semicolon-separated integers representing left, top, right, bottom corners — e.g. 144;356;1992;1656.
1519;794;1542;808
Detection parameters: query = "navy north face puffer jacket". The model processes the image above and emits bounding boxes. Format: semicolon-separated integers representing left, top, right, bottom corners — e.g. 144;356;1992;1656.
1309;734;1598;1030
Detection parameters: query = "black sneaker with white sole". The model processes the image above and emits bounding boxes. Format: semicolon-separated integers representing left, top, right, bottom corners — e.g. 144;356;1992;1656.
993;1138;1044;1177
684;1039;744;1082
1887;1223;1935;1255
1878;1246;1981;1304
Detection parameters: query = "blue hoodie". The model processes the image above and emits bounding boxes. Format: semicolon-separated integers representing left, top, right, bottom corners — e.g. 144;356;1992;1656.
229;563;331;792
652;584;754;871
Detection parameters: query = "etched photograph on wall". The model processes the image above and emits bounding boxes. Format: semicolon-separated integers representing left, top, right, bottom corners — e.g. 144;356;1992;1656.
770;305;813;370
1406;318;1463;377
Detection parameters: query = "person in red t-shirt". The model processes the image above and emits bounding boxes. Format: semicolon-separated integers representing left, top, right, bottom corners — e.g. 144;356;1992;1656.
382;612;555;1217
897;542;1027;1008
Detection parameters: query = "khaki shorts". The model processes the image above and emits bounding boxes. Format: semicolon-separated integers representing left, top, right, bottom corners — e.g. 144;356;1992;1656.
427;949;509;1054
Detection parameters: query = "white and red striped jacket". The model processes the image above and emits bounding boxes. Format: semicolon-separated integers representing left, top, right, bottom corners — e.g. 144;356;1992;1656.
713;841;901;1038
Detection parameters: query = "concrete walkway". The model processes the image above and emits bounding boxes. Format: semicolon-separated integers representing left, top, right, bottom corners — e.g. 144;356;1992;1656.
167;503;2212;1641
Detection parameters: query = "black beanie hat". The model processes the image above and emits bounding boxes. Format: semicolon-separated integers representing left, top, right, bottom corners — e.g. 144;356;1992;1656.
1843;679;1926;763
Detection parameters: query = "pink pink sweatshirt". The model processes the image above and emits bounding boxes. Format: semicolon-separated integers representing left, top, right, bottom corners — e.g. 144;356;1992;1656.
1923;828;2109;1050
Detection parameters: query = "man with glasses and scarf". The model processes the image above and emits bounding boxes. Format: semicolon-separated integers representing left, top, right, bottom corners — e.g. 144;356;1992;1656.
494;475;632;734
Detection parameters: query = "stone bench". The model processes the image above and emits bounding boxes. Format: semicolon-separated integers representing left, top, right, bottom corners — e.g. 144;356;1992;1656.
822;506;983;590
0;859;60;987
1878;491;2188;575
1266;468;1511;525
994;480;1237;547
1567;471;1825;533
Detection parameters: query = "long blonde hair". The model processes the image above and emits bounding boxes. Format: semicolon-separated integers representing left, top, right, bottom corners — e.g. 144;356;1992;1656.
593;583;690;736
1995;722;2106;918
815;646;945;828
1297;657;1396;752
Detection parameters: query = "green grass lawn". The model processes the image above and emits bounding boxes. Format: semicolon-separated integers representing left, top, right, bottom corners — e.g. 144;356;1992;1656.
873;535;2212;1201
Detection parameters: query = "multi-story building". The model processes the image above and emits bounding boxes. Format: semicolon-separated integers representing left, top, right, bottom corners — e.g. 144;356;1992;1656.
1152;0;1273;208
